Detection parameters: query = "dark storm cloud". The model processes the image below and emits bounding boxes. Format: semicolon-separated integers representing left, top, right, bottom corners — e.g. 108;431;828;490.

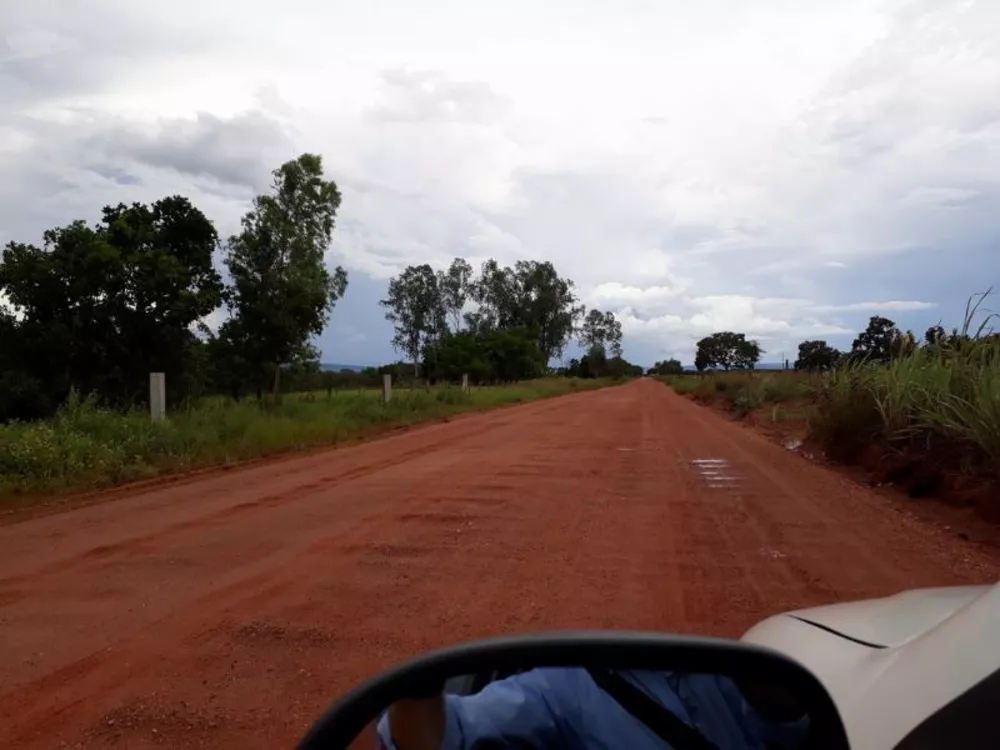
0;107;292;249
85;164;143;187
92;111;294;192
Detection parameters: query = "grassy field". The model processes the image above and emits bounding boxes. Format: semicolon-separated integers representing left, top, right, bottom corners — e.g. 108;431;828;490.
661;337;1000;504
0;378;615;502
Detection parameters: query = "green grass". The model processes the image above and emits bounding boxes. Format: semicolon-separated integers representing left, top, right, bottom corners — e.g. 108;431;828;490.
810;339;1000;473
660;339;1000;485
658;372;817;415
0;378;614;501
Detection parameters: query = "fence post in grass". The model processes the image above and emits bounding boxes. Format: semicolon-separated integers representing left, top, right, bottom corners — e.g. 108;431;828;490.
382;374;392;404
461;373;469;393
150;372;166;421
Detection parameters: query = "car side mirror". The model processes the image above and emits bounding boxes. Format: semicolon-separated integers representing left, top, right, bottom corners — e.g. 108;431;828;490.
298;632;849;749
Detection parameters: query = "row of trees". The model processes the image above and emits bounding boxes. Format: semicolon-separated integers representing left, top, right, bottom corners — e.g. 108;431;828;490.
379;259;637;382
0;154;348;421
793;315;993;371
674;315;969;375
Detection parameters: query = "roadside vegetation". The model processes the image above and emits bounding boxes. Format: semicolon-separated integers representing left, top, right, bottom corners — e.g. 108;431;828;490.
662;292;1000;509
0;151;641;503
0;378;611;501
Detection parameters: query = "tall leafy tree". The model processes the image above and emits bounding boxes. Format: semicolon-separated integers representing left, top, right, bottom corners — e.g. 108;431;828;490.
469;259;582;360
694;332;762;371
513;260;582;360
438;258;474;332
224;153;348;396
850;316;898;364
0;197;223;412
580;309;623;357
99;197;224;398
380;264;446;375
470;259;518;331
794;340;841;371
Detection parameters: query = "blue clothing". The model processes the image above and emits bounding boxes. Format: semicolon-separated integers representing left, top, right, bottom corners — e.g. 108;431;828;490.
377;668;808;750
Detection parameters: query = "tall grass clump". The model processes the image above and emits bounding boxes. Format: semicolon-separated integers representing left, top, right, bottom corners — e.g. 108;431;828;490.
918;337;1000;470
812;291;1000;478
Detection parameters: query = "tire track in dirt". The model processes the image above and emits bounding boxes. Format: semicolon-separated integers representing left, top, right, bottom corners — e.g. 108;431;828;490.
0;380;997;748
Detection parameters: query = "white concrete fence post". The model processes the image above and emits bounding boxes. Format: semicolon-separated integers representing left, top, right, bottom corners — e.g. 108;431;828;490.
461;373;469;393
150;372;166;421
382;374;392;404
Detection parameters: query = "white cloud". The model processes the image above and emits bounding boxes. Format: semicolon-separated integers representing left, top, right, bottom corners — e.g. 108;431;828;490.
814;300;937;312
2;0;999;365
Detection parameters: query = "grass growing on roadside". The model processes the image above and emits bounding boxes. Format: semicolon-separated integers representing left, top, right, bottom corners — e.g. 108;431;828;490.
0;378;613;501
658;372;818;416
811;339;1000;473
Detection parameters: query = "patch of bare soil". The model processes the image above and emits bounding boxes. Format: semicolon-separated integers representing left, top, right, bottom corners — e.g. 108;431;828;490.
683;393;1000;553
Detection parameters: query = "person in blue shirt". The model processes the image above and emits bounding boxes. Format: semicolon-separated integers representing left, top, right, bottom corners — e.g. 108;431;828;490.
376;667;809;750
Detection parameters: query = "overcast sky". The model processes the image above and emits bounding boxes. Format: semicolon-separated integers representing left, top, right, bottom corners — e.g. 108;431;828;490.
2;0;998;366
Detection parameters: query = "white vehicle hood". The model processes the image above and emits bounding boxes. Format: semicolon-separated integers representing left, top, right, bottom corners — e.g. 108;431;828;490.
743;583;1000;749
784;584;988;648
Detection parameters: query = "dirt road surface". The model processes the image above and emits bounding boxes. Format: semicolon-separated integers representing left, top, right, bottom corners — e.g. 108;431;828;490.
1;379;997;748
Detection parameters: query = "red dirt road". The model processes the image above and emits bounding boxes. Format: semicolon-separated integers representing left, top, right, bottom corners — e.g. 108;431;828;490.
1;379;997;748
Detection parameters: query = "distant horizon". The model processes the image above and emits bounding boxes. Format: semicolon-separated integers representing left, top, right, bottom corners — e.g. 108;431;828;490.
321;360;794;373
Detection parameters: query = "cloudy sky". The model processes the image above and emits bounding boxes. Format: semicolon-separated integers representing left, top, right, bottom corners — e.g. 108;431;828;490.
2;0;998;366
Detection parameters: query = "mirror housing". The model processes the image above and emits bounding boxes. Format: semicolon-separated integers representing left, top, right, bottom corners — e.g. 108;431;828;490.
298;631;850;749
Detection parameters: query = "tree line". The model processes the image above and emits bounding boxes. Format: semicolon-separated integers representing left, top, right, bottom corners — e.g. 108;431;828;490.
379;260;641;383
0;154;348;422
797;313;998;370
678;312;995;376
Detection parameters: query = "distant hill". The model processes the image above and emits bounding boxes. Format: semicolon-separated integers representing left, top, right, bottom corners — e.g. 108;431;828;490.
320;363;368;373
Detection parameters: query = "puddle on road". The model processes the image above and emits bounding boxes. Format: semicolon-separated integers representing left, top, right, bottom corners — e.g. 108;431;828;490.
689;458;741;489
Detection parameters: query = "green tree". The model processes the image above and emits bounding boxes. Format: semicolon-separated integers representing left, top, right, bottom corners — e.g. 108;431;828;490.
694;332;763;371
0;197;223;415
648;359;684;376
98;197;224;400
470;259;582;361
794;340;841;371
224;154;348;397
381;264;446;376
606;356;643;378
580;309;623;358
423;331;492;383
514;260;582;360
207;317;257;400
482;328;547;382
423;327;545;383
438;258;474;332
850;316;899;364
581;344;609;378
